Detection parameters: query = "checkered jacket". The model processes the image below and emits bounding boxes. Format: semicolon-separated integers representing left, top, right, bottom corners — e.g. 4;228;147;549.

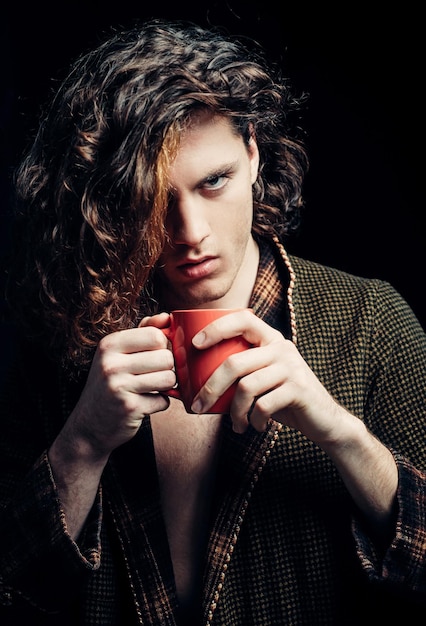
0;238;425;625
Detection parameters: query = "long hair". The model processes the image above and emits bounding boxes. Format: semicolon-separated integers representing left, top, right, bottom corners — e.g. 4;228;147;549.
6;19;309;371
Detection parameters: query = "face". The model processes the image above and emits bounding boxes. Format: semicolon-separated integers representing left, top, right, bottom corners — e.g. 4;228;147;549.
157;113;260;310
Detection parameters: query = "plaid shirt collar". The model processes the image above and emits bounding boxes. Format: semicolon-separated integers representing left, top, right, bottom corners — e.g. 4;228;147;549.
250;237;291;338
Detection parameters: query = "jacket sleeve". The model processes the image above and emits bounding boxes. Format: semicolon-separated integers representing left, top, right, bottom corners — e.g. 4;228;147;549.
352;280;426;601
353;453;426;601
0;329;102;615
0;453;102;613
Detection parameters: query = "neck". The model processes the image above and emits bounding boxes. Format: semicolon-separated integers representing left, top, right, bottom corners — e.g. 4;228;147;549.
219;236;259;308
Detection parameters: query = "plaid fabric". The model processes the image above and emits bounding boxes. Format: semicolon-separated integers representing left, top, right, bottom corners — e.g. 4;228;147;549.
0;237;425;625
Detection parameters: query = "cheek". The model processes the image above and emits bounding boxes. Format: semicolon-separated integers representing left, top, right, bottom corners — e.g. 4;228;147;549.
232;186;254;230
215;202;251;237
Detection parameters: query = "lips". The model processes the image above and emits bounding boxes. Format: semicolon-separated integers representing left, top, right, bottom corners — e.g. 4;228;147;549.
176;256;218;279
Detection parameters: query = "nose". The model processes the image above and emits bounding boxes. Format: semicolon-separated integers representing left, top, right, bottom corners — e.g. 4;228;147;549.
168;194;211;247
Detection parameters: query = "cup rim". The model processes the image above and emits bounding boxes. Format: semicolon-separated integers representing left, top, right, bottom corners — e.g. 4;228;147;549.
170;308;249;313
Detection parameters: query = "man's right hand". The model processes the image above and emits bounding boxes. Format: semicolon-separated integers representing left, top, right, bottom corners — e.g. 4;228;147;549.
68;322;174;457
47;319;174;538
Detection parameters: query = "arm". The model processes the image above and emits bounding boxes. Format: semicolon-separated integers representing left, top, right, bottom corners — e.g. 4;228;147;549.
189;305;422;535
318;406;398;536
0;318;174;614
48;320;174;539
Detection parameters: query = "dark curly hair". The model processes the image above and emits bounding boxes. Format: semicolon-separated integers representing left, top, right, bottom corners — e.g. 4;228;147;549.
6;19;309;371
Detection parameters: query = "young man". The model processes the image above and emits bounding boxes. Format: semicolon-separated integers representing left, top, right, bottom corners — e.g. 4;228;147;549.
1;19;425;625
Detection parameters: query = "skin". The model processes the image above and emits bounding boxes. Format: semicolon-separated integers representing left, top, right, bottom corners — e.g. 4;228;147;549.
156;112;259;310
48;112;398;565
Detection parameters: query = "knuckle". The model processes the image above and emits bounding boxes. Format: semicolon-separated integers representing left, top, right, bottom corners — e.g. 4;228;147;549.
202;380;215;396
238;375;257;396
97;333;115;353
223;352;243;376
255;397;271;419
102;359;122;378
147;325;167;347
122;395;140;415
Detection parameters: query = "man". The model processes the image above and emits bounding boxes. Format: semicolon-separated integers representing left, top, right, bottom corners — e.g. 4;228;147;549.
1;19;425;625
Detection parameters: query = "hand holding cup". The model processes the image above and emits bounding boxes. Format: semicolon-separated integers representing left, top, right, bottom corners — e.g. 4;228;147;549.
161;309;251;413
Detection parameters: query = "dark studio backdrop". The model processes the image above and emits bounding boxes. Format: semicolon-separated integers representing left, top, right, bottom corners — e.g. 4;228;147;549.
1;1;425;335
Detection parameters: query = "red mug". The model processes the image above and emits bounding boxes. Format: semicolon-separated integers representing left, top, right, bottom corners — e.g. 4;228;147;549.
162;309;251;413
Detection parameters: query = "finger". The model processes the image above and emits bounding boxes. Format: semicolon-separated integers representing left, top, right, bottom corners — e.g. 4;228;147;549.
104;348;175;376
111;390;171;422
131;369;177;394
135;392;171;416
190;346;259;413
192;309;280;349
230;363;286;433
138;312;170;328
99;326;168;355
247;386;297;432
191;344;282;414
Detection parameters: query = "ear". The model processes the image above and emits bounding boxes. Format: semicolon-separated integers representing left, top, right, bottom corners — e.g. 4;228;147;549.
247;130;260;184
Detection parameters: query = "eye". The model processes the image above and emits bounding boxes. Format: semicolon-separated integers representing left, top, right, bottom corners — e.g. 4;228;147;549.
202;173;229;192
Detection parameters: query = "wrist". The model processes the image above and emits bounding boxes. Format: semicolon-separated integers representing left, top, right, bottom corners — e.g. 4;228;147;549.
49;419;110;474
320;407;367;457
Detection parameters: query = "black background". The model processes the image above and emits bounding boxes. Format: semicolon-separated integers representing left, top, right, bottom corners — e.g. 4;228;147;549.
1;1;424;329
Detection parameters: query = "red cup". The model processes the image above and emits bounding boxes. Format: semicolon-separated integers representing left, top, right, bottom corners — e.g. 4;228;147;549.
162;309;251;413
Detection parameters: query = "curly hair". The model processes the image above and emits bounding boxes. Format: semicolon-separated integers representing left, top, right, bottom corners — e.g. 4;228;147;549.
6;19;309;371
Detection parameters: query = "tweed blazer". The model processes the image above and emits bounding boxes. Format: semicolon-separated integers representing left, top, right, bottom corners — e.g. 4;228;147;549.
0;237;425;625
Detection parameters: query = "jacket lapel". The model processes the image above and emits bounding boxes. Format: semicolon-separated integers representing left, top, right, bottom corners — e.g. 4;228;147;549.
103;421;180;625
202;417;282;625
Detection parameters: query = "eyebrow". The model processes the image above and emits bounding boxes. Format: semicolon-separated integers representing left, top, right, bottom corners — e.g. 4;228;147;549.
196;160;239;186
168;159;240;196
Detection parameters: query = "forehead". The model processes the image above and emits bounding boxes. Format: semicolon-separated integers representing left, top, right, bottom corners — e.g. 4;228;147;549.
179;112;241;146
169;114;245;174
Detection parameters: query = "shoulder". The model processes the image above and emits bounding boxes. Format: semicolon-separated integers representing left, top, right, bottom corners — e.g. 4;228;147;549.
289;254;409;312
290;254;379;294
288;254;424;347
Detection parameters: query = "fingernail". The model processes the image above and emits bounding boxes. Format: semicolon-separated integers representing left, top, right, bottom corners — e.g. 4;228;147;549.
192;331;206;347
191;398;203;414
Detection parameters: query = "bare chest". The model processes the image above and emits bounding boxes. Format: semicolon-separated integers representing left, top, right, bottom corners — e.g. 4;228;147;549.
150;400;223;607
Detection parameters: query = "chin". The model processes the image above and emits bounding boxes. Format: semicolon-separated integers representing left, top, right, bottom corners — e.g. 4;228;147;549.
161;274;232;308
173;290;228;310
